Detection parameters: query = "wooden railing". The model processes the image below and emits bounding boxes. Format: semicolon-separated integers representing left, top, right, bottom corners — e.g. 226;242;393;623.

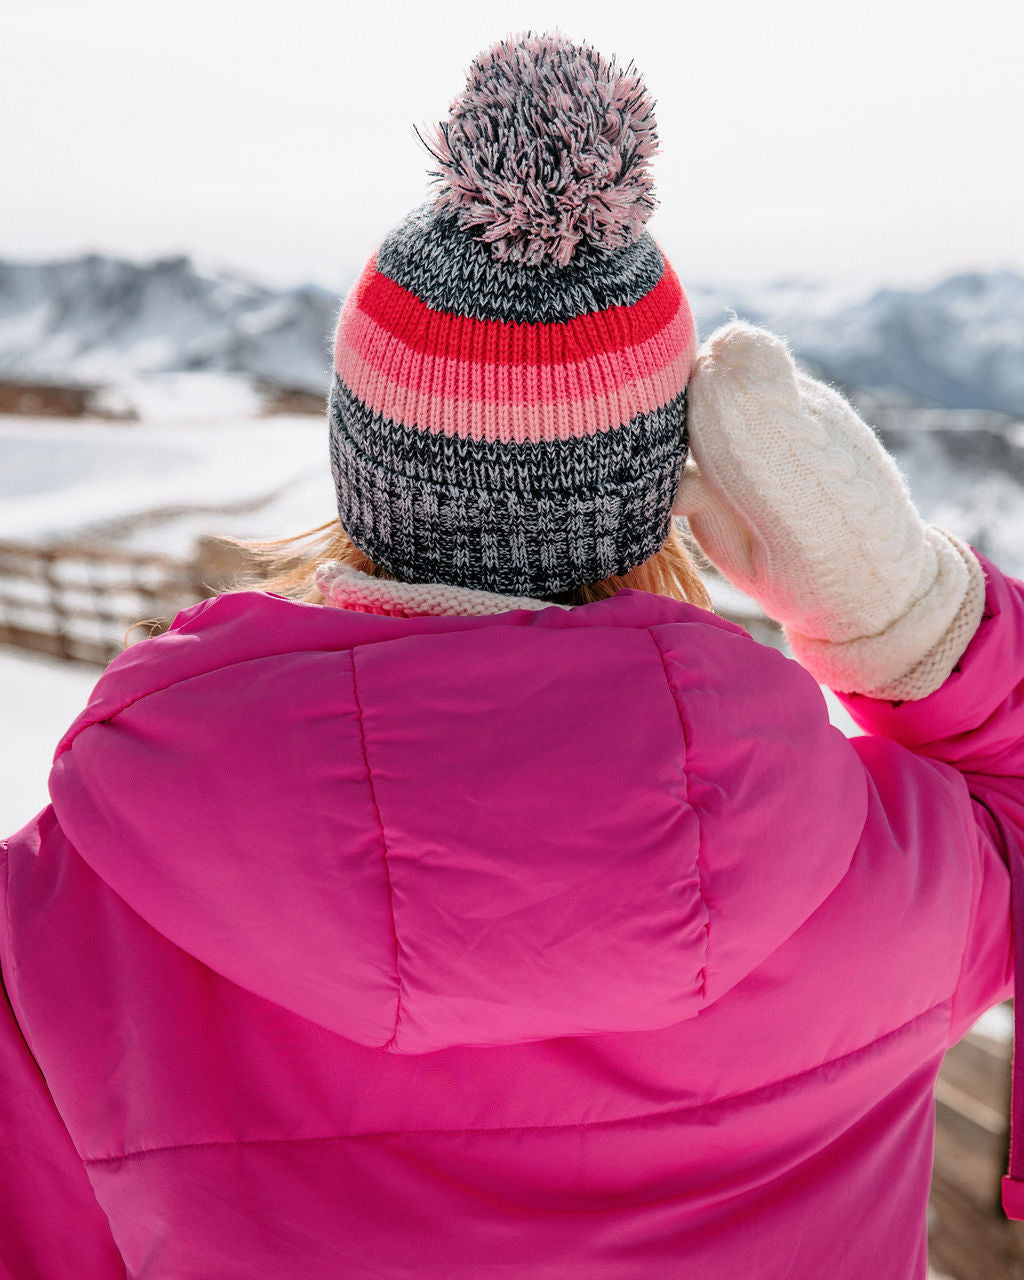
930;1022;1024;1279
0;539;214;666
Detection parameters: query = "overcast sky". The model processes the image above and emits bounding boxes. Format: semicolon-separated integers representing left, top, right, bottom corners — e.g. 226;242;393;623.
3;0;1021;293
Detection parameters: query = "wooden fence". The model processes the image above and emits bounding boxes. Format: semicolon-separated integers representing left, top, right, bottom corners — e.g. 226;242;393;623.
0;539;217;666
931;1023;1024;1279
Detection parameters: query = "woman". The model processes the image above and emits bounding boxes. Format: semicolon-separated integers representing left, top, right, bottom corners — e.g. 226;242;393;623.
2;32;1021;1280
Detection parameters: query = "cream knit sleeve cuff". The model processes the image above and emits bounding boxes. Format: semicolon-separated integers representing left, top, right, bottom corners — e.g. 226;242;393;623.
784;531;986;700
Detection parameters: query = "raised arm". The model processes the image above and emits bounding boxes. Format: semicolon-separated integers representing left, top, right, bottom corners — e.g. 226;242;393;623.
674;321;1021;1036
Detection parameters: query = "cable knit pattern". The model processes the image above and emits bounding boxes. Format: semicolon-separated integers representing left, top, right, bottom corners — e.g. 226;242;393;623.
673;321;986;699
787;532;986;698
314;562;569;618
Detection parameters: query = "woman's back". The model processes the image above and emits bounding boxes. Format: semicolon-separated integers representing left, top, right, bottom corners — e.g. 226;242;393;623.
3;563;1018;1278
4;30;1022;1279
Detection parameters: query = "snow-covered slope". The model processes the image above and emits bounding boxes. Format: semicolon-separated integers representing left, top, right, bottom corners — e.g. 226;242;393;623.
0;645;97;832
0;412;331;548
0;254;1022;413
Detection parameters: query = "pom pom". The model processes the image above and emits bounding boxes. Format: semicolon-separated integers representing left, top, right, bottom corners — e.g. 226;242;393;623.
418;32;659;268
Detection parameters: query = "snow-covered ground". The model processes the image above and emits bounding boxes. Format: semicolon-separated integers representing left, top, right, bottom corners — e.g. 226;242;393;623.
972;1001;1013;1044
0;379;333;550
0;644;96;834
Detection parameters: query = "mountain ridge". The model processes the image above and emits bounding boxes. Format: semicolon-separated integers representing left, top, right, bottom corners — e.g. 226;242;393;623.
1;252;1022;414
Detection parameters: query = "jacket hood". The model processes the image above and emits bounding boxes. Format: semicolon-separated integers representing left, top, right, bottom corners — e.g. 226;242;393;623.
47;580;866;1054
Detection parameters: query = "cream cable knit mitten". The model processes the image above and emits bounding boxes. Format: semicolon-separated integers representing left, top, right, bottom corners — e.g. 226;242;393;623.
672;322;986;699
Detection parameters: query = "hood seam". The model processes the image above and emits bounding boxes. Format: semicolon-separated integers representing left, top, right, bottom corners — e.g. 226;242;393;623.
647;626;709;1002
349;649;405;1051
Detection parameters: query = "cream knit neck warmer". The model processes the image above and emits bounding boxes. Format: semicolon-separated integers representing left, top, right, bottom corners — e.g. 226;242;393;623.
314;561;571;619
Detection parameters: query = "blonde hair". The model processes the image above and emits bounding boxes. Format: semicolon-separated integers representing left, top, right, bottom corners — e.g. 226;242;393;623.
222;516;712;611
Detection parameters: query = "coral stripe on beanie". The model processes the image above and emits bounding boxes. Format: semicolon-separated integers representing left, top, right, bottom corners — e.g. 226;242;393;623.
328;31;696;596
337;301;694;411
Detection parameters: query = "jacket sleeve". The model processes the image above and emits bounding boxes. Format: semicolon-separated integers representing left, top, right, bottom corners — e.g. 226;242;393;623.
0;838;126;1280
836;552;1023;1044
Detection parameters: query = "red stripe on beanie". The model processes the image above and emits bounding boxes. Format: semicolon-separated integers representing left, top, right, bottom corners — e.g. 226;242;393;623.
352;257;685;366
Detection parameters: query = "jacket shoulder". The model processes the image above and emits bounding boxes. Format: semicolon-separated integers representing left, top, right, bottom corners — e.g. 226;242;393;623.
52;591;408;758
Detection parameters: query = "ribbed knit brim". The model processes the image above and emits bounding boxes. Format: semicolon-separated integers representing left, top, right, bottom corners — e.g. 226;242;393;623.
329;204;695;596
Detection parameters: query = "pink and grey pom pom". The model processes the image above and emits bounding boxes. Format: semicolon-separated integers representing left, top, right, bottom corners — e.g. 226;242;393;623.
418;31;660;268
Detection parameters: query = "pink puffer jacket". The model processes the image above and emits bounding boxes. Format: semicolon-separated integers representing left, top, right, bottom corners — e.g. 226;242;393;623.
2;554;1022;1279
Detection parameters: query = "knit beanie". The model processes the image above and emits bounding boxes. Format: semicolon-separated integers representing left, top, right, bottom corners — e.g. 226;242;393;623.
329;32;696;597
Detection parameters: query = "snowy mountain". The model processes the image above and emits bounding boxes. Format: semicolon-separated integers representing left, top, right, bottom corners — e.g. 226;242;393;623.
0;254;341;393
688;271;1024;417
0;253;1022;413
